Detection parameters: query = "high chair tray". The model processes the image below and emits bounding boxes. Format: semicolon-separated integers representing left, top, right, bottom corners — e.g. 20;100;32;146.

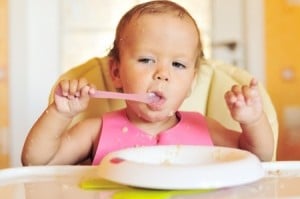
2;161;300;198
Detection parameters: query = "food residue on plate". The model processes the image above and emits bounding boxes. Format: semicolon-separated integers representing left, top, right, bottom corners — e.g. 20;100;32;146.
110;157;125;164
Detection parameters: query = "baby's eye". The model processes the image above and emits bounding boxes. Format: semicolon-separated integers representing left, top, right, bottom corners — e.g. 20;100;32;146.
138;58;155;64
172;61;186;69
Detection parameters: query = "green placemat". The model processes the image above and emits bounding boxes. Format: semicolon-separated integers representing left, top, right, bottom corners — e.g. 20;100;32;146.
80;178;212;199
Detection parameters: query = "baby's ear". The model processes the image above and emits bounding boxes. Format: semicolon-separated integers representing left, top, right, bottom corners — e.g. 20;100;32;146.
108;58;123;89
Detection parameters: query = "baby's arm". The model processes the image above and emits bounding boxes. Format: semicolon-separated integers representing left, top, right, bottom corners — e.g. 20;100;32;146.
22;78;97;165
224;78;274;161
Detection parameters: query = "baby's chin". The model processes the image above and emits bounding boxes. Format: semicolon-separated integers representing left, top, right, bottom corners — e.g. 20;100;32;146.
141;110;176;123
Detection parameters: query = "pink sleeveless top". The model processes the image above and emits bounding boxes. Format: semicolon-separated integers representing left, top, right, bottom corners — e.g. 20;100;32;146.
92;109;213;165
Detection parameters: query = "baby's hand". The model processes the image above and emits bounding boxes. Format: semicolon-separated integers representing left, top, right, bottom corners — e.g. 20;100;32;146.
224;78;263;125
54;78;95;117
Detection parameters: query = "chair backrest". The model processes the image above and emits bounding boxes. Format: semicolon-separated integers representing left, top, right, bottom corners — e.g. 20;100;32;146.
49;57;278;160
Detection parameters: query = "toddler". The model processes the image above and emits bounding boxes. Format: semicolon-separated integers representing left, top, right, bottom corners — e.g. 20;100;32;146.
22;0;274;166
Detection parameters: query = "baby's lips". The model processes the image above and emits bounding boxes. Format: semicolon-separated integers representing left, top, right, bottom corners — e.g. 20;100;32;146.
147;91;166;107
147;92;161;104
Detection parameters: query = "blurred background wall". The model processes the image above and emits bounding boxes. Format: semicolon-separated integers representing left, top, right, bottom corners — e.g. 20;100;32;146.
265;0;300;160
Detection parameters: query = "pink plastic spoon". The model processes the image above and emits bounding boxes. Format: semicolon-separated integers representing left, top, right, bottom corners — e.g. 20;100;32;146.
56;87;159;104
91;90;159;104
55;87;160;104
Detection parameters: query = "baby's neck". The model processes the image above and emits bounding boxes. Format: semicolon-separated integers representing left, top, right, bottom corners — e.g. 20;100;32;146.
141;115;179;137
126;110;179;137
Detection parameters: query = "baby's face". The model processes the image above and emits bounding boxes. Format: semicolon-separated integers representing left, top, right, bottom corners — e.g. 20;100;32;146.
116;13;199;122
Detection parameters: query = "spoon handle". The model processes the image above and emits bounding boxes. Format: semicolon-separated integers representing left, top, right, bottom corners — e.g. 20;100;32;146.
91;90;157;104
56;87;158;104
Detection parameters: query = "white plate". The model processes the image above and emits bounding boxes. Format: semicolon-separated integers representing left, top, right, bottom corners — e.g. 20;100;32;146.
97;145;264;190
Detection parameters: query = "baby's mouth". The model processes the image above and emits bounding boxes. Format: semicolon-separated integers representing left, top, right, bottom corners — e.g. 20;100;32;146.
148;91;165;106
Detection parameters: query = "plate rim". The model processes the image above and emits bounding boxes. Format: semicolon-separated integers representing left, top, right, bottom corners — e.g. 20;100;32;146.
97;145;265;190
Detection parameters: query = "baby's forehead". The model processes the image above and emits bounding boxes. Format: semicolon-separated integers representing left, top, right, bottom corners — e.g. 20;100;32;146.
132;11;192;23
121;14;198;44
124;12;197;33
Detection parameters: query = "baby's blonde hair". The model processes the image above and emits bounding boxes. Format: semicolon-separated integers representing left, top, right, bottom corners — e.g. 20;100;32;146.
108;0;204;71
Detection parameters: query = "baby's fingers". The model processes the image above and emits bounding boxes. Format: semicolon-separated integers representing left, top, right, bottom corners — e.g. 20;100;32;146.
77;78;91;97
230;85;245;102
242;81;260;105
58;79;73;97
225;90;243;108
69;79;81;97
249;78;258;88
58;78;91;98
225;90;236;104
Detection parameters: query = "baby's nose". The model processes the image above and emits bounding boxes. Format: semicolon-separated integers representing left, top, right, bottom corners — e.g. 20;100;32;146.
155;74;169;81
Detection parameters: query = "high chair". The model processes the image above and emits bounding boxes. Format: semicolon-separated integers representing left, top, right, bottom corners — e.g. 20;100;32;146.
49;56;278;160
